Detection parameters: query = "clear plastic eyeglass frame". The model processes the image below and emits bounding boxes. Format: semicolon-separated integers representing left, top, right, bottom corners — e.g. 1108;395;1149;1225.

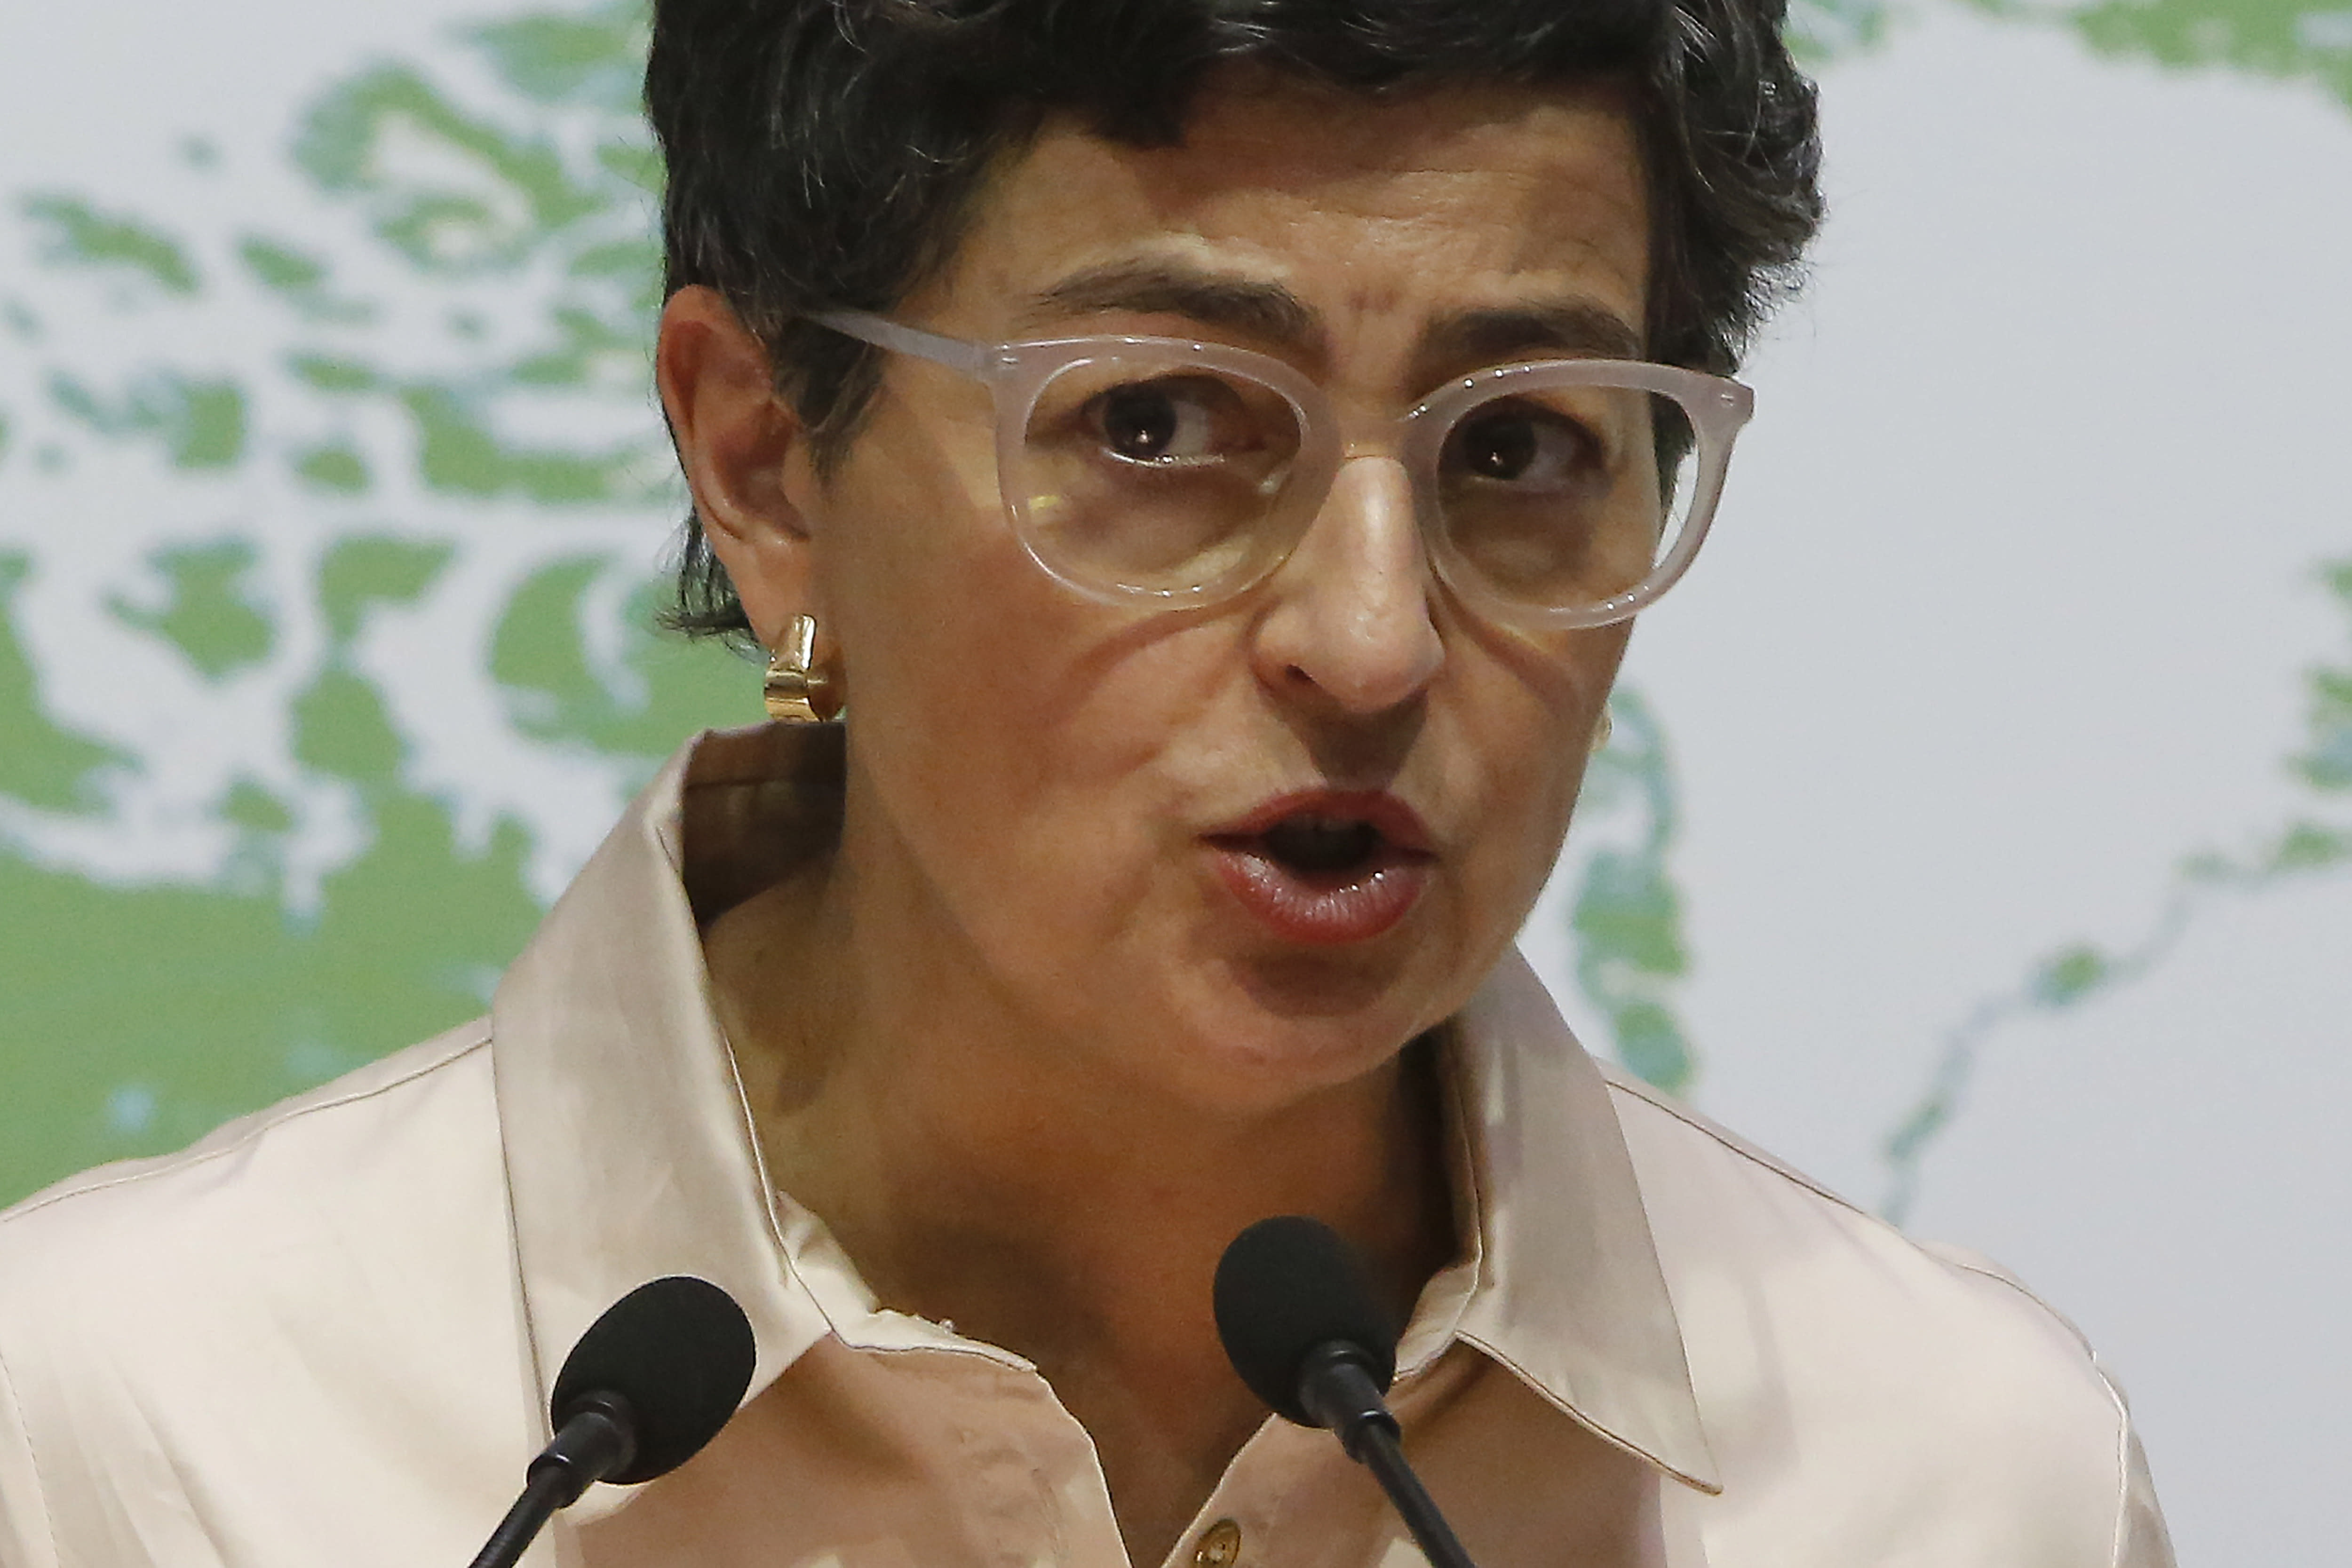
811;308;1756;630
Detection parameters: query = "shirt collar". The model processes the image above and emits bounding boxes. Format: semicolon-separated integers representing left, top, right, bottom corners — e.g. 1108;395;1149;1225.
491;726;1717;1519
1437;961;1719;1491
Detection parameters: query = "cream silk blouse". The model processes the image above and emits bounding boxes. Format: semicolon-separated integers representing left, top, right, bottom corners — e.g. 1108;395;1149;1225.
0;726;2173;1568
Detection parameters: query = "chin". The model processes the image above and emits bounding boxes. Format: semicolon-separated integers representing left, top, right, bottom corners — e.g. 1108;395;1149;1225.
1128;946;1457;1115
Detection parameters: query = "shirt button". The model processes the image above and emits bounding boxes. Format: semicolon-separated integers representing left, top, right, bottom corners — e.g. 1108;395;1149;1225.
1193;1518;1243;1568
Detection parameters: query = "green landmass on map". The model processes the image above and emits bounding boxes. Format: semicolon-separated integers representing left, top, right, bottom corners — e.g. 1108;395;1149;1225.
1;0;2346;1207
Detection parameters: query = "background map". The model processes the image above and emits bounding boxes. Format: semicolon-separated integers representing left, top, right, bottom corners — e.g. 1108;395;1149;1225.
3;1;2348;1559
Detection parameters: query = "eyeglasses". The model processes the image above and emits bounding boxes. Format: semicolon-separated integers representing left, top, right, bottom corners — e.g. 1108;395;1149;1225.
812;309;1754;630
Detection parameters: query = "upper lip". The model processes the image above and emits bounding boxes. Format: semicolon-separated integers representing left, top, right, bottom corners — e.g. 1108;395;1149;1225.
1204;789;1435;854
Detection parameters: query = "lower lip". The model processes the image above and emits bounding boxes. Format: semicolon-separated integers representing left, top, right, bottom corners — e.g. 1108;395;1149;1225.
1204;842;1433;945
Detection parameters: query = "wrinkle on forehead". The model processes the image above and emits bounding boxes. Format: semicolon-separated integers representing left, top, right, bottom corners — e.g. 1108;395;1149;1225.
922;71;1652;388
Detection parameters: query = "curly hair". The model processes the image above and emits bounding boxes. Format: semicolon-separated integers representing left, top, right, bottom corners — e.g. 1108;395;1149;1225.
645;0;1824;638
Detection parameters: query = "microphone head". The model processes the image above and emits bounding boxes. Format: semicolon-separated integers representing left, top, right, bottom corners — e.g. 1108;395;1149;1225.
550;1275;756;1485
1213;1215;1401;1427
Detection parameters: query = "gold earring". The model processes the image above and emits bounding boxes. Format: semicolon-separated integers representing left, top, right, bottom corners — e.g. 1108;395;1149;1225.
1589;705;1614;756
763;614;842;724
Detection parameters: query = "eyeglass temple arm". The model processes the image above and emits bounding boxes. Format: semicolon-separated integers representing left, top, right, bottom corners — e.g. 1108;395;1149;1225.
808;309;993;378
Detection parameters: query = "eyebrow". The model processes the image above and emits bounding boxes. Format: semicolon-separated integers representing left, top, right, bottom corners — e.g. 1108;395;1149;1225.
1022;258;1645;368
1420;301;1645;366
1027;261;1323;350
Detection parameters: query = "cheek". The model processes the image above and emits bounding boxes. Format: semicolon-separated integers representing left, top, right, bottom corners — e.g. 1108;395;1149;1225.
1439;626;1623;911
820;403;1058;776
817;412;1215;920
818;399;997;629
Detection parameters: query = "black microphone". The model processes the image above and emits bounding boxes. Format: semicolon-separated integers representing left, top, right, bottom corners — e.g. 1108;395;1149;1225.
1214;1217;1478;1568
466;1276;757;1568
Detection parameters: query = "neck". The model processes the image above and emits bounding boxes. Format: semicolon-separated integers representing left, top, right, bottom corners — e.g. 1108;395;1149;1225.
703;827;1457;1562
709;855;1455;1331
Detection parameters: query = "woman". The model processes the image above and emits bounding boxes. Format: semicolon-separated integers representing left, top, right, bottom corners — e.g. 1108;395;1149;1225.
0;2;2170;1565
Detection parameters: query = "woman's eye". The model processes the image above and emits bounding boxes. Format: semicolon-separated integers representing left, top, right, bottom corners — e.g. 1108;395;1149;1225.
1450;406;1598;487
1089;378;1240;464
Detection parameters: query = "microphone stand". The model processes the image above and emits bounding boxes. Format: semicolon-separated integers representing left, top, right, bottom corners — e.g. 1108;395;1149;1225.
461;1275;755;1568
467;1467;572;1568
1300;1345;1478;1568
1354;1423;1476;1568
466;1394;635;1568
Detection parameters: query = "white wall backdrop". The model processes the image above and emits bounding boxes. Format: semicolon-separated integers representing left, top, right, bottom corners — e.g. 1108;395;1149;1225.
5;2;2348;1562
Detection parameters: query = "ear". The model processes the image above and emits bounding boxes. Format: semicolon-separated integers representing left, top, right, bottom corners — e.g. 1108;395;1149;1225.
656;285;823;650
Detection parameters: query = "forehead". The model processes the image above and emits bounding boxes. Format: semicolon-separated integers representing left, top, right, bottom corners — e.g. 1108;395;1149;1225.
921;71;1653;358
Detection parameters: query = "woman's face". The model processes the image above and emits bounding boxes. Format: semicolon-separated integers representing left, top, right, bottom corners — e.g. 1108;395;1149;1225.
721;73;1650;1115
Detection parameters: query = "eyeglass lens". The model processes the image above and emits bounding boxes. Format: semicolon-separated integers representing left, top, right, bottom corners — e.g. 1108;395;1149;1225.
1018;351;1305;596
1010;347;1701;614
1431;380;1695;615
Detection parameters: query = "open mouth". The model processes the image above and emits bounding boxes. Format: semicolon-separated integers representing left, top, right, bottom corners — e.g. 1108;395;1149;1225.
1204;794;1434;945
1257;815;1391;878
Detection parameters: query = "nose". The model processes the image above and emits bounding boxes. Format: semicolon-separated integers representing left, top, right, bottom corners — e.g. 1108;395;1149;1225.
1249;454;1444;715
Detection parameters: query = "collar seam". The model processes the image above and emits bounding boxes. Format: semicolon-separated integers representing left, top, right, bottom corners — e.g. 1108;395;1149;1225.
1452;1328;1724;1497
2;1023;490;1228
1601;1062;1884;1232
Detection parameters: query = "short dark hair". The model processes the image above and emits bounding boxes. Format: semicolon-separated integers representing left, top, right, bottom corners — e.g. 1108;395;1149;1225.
647;0;1824;639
